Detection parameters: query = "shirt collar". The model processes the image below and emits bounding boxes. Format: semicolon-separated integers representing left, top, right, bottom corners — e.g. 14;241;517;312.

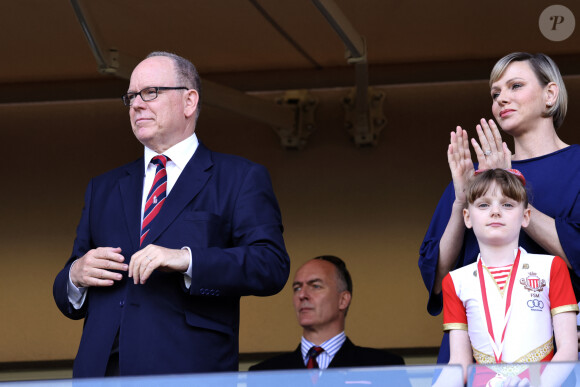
300;331;346;361
143;133;199;170
478;247;524;267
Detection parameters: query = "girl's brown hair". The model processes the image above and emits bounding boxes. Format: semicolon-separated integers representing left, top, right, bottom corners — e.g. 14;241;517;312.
466;169;528;207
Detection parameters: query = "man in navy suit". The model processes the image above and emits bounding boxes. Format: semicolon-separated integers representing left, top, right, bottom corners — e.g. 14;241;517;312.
53;51;290;377
249;256;405;370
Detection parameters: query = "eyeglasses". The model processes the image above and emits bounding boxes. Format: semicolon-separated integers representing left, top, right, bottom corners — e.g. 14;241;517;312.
122;86;189;106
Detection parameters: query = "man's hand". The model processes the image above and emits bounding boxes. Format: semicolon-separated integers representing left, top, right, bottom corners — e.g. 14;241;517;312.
70;247;127;288
129;245;189;285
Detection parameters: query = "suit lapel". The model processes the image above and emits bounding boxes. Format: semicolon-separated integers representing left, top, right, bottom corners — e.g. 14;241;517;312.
293;345;306;368
142;143;213;246
119;159;145;252
328;337;354;368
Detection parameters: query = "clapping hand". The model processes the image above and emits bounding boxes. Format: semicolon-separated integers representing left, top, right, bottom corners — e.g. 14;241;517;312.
471;118;512;170
448;126;475;205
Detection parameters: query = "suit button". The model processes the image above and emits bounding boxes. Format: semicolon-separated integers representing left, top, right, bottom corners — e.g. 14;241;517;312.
210;290;215;296
199;288;205;295
216;290;220;296
119;301;125;307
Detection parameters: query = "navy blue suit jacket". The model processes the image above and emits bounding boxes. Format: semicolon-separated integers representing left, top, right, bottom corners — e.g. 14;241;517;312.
53;143;290;377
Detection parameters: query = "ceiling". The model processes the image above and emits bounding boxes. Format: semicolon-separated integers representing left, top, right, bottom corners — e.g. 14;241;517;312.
2;0;579;104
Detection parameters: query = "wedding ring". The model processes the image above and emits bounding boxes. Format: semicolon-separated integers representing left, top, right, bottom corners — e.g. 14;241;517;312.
484;150;492;156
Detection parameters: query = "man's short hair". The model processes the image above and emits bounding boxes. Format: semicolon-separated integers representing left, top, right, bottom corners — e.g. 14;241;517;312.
312;255;352;295
146;51;202;122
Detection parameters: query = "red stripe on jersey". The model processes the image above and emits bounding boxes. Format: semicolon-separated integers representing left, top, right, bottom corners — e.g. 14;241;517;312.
488;264;513;291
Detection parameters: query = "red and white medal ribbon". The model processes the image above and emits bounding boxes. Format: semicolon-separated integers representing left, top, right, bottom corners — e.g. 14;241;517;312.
477;249;521;364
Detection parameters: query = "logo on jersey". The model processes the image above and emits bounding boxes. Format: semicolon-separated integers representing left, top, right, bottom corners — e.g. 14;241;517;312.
520;272;546;293
527;299;544;311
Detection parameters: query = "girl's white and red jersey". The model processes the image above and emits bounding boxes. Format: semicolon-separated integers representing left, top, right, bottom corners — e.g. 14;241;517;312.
443;248;578;364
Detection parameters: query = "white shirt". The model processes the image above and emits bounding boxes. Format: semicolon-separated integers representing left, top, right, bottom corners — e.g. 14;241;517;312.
141;134;198;219
68;134;199;308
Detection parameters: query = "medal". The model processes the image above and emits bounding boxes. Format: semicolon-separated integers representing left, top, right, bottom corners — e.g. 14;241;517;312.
478;249;522;364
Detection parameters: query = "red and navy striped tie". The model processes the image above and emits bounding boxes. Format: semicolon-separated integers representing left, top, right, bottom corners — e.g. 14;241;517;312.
306;346;324;369
140;155;168;246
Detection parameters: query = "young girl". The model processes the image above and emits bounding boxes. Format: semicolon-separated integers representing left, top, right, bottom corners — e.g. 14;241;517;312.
442;169;578;386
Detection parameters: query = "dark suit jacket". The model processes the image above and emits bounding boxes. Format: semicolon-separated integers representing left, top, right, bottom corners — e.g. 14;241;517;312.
249;337;405;370
53;143;290;377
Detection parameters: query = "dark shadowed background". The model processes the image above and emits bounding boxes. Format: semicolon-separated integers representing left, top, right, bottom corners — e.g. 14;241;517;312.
0;0;579;363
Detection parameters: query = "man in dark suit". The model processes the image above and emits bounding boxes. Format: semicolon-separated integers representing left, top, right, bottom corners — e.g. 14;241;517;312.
249;256;404;370
53;51;290;377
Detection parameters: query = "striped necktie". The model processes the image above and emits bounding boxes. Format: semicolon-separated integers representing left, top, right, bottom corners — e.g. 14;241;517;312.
140;155;168;246
306;346;324;369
